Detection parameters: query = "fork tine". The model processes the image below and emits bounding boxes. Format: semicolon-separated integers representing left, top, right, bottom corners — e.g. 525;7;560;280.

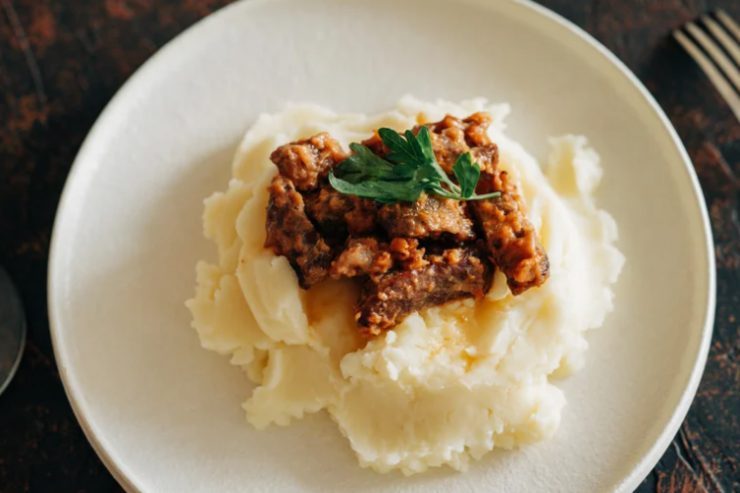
674;29;740;121
702;15;740;66
684;22;740;91
716;10;740;41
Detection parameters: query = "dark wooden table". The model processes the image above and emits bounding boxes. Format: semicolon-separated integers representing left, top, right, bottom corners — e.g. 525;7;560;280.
1;1;737;491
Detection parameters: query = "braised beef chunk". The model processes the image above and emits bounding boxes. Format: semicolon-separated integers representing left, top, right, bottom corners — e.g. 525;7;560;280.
420;113;498;175
388;238;427;270
305;185;378;238
471;170;549;294
470;144;499;173
330;238;393;279
264;175;333;288
356;246;492;336
378;194;475;241
269;133;347;191
330;237;428;279
461;112;494;147
421;112;548;294
423;116;469;174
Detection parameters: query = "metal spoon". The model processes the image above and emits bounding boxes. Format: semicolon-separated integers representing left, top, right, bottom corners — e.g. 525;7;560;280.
0;266;25;395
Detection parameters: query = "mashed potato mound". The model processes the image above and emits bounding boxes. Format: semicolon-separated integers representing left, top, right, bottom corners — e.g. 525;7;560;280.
186;97;625;475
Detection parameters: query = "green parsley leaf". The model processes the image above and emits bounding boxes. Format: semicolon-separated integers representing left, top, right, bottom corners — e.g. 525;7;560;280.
335;143;399;183
328;126;501;203
328;173;423;203
452;152;480;198
377;128;417;165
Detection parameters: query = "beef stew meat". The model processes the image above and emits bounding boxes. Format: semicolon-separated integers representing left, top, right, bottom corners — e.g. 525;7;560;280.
378;194;475;241
304;185;378;239
269;132;347;191
264;174;334;288
329;238;394;279
422;113;550;295
356;246;492;336
264;112;550;335
330;237;429;280
422;112;498;174
471;169;550;294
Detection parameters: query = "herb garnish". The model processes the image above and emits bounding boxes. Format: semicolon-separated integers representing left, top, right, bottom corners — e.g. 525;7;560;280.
328;126;501;204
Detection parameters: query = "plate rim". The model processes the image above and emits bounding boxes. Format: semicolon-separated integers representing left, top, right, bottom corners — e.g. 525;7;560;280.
47;0;716;491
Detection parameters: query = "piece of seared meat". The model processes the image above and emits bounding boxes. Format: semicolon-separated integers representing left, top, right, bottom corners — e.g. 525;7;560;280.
471;169;549;294
330;238;393;278
330;238;428;279
304;185;378;238
421;113;549;295
387;238;428;270
269;132;347;191
378;194;475;241
264;174;334;288
356;246;493;336
420;113;499;175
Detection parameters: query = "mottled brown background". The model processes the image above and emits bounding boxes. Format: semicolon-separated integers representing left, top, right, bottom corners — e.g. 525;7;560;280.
0;0;738;492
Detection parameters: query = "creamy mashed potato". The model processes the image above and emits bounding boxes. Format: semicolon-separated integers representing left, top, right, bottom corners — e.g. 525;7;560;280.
186;97;624;475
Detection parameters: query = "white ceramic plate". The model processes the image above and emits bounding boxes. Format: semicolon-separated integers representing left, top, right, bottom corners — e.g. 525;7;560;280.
48;0;715;491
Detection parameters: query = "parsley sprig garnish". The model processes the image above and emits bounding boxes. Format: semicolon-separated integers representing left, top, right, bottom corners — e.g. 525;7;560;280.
328;126;501;204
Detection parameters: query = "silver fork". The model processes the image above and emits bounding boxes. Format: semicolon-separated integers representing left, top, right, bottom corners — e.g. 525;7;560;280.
674;10;740;121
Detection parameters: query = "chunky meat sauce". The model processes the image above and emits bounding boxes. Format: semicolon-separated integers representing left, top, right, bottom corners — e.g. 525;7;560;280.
265;113;549;336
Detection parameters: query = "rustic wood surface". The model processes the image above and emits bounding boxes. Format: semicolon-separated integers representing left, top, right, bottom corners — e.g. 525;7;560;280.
0;1;737;491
